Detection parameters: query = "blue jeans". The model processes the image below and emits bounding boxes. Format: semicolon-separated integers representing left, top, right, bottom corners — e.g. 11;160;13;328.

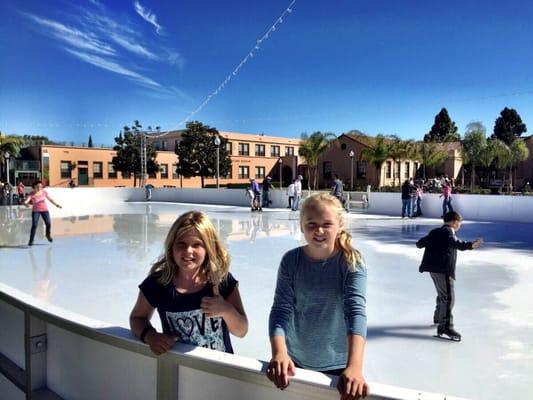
401;199;411;217
416;197;422;216
292;194;301;211
442;197;454;216
30;211;51;243
262;191;270;207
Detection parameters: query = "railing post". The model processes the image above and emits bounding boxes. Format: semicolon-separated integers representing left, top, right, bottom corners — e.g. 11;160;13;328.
24;312;47;399
157;354;179;400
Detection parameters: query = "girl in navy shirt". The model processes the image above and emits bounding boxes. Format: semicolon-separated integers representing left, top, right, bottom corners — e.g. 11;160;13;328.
130;211;248;355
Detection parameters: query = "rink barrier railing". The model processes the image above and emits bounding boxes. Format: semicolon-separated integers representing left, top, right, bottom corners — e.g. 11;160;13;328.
0;286;468;400
38;187;533;223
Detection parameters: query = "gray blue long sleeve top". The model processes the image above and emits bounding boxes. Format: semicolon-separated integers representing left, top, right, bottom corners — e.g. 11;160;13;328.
268;246;367;371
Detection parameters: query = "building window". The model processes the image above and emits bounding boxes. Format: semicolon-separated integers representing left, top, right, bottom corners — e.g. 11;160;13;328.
226;141;232;155
357;161;367;179
238;143;249;156
108;162;117;179
405;162;410;178
172;164;179;179
153;141;160;150
271;145;280;157
60;161;72;178
414;162;419;177
323;161;332;180
255;166;265;179
93;162;103;179
238;166;249;179
162;140;168;151
255;144;265;157
396;162;401;179
161;164;168;179
386;161;392;179
285;146;294;156
225;167;232;179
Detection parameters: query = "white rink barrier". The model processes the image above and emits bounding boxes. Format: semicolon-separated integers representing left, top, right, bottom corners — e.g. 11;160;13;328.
42;187;533;223
0;285;468;400
368;192;533;223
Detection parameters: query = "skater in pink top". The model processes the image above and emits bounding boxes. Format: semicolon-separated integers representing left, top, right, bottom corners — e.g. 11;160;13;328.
24;181;62;246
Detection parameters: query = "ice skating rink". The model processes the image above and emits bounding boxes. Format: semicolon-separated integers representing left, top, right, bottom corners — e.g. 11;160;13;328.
1;202;532;400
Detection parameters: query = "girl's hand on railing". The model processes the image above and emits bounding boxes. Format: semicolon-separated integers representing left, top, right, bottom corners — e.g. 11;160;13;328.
337;366;369;399
145;330;178;355
266;353;296;390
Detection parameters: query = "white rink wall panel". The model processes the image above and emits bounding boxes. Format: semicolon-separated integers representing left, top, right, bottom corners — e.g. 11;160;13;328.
0;373;25;400
368;192;533;223
47;187;533;223
0;300;25;369
46;324;157;400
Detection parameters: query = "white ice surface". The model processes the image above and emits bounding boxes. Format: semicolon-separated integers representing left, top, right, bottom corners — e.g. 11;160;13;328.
1;202;532;400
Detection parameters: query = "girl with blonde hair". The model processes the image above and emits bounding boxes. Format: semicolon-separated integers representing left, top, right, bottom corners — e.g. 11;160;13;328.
268;193;369;399
130;211;248;355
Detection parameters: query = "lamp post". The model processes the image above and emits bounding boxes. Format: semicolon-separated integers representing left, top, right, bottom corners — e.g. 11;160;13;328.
278;157;283;189
214;136;221;189
349;150;354;191
4;152;10;186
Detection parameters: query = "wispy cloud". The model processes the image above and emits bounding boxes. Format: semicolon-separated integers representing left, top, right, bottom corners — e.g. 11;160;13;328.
24;13;115;55
109;33;158;60
133;1;162;35
66;49;161;88
21;3;184;95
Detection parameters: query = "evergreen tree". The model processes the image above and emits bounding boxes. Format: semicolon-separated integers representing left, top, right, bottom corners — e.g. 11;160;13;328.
88;135;93;148
175;121;231;188
424;108;460;142
112;121;159;187
492;107;527;145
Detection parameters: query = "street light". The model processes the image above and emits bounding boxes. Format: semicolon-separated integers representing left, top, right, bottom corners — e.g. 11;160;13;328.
4;152;10;187
278;157;283;189
214;135;221;189
349;150;355;191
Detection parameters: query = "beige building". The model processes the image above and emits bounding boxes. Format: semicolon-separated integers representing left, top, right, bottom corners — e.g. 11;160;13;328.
19;130;301;188
316;134;464;190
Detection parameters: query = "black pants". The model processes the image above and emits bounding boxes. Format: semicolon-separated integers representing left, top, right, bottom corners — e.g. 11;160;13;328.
30;211;51;243
430;272;455;329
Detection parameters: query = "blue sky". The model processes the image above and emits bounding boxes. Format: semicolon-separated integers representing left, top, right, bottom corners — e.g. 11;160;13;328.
1;0;533;146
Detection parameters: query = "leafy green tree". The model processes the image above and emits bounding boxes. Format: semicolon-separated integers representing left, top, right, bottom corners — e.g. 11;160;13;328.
88;135;93;148
361;134;389;189
298;131;336;190
492;107;527;145
112;120;159;187
175;121;231;188
461;122;487;191
415;141;449;180
424;108;460;142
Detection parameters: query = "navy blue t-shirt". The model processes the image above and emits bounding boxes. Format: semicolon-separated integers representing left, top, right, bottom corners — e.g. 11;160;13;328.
139;272;238;353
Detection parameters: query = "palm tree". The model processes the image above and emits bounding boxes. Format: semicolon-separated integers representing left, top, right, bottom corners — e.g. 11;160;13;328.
0;133;23;182
298;131;336;190
388;136;415;186
415;142;449;180
461;122;487;191
495;139;529;192
361;134;389;190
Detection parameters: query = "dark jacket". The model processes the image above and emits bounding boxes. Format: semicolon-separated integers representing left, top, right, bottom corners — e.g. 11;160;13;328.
401;182;415;200
416;225;473;279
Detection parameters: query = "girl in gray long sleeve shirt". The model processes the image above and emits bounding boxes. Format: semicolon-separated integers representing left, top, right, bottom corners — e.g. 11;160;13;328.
267;193;368;399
